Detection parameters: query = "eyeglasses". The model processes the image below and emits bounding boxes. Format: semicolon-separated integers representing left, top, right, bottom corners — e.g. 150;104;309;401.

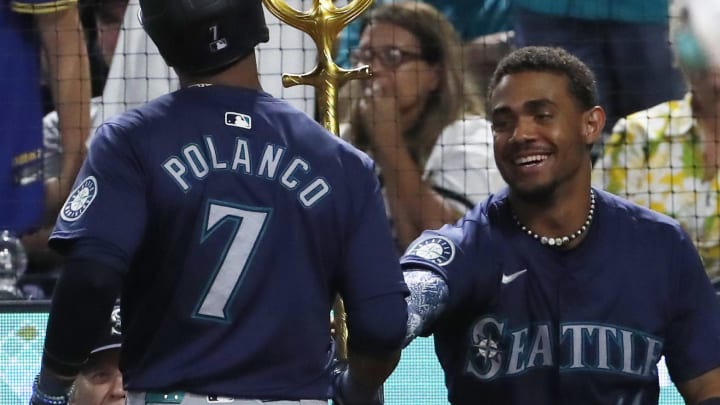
349;46;425;69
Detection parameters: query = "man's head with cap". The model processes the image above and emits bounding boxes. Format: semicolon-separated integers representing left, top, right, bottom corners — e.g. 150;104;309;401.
69;305;125;405
673;0;720;136
139;0;269;75
675;0;720;70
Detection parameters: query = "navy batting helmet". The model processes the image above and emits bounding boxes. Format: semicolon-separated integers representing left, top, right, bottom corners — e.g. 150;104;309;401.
139;0;269;74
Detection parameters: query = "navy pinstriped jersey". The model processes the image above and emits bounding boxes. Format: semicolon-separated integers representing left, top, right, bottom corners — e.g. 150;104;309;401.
401;188;720;405
49;86;408;399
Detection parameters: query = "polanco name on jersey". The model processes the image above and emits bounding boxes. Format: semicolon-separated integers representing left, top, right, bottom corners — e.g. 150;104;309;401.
162;135;331;208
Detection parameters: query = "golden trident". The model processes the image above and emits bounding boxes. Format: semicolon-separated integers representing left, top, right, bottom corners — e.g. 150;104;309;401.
261;0;374;360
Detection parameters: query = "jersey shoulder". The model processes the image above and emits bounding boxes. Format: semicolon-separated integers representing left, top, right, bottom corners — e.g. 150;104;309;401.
595;188;688;240
403;189;509;270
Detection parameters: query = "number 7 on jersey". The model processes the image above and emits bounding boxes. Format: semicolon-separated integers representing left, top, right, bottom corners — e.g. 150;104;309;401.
195;200;271;320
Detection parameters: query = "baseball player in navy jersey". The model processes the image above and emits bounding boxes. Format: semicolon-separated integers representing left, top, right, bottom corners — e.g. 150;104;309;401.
400;46;720;405
29;0;408;404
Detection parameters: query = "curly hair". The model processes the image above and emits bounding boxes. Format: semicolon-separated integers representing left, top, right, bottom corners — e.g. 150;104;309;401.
487;46;599;112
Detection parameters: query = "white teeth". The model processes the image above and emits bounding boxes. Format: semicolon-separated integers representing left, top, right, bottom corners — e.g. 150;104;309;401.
515;155;548;165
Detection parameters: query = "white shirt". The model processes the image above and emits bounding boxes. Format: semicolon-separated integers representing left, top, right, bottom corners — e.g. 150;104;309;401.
424;115;505;208
340;115;505;211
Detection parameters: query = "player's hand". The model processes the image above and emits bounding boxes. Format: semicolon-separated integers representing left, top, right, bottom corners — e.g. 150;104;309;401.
331;360;384;405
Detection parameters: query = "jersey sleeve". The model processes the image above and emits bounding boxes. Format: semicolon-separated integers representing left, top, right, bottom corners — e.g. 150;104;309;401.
663;229;720;383
11;0;76;14
400;217;499;313
339;156;409;306
49;123;147;271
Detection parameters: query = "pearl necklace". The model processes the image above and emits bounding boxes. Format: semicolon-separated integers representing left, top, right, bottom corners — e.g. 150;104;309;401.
513;189;595;248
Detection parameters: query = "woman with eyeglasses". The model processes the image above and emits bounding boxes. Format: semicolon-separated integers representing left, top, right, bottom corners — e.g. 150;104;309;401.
340;2;505;250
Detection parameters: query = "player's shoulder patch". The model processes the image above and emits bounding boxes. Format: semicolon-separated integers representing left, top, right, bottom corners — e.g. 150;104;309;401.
406;235;456;267
60;176;98;222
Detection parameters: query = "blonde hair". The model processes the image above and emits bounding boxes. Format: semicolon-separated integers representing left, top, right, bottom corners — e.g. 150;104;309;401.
346;2;482;167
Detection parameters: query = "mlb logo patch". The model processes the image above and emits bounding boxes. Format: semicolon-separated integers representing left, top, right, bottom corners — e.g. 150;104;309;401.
209;38;228;52
225;112;252;129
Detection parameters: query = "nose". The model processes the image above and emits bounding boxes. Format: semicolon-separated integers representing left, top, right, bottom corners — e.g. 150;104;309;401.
109;372;126;399
510;116;537;142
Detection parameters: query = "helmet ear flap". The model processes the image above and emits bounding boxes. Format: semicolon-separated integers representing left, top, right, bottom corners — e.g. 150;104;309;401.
139;0;269;74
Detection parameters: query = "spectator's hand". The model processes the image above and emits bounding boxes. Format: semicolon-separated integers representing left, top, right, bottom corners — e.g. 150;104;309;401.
359;80;404;152
21;226;64;270
44;177;72;222
21;227;52;253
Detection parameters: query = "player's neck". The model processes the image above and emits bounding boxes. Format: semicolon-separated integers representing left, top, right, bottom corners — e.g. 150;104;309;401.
510;179;594;249
180;53;263;91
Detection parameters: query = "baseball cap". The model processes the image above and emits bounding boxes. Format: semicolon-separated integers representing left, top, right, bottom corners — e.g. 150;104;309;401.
90;305;122;355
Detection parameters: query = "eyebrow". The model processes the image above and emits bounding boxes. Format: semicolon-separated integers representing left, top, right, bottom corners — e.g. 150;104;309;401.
524;98;557;111
491;98;558;116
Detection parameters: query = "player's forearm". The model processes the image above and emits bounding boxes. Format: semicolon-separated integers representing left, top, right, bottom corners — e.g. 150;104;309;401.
44;268;120;372
403;269;449;346
337;293;406;404
346;350;401;394
333;350;401;405
678;367;720;404
37;7;91;201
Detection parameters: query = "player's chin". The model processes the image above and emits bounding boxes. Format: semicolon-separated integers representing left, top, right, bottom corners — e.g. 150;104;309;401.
507;179;557;202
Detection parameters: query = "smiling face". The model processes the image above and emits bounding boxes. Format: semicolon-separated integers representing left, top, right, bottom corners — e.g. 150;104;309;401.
489;71;604;200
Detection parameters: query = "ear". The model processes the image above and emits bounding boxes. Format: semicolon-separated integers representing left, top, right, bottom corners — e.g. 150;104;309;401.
426;64;441;93
583;106;606;145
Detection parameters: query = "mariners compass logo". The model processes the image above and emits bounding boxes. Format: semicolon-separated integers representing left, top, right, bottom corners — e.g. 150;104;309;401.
60;176;98;222
406;236;456;266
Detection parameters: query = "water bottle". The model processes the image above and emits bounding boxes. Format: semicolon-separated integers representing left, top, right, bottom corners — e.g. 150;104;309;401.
0;230;27;299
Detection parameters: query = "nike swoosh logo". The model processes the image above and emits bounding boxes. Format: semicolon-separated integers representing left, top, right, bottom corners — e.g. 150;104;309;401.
501;269;528;284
